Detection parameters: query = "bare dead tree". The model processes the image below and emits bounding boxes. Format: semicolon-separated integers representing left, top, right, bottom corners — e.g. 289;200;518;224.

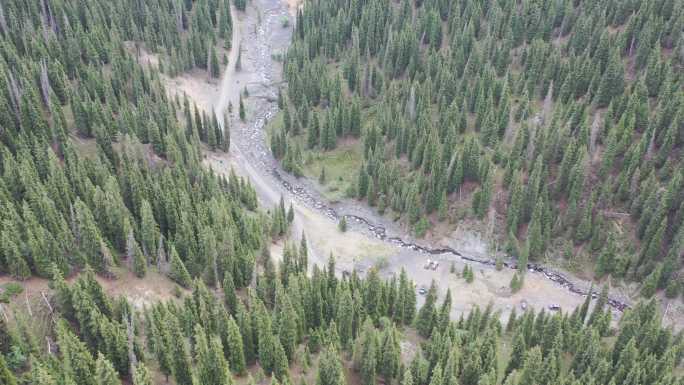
175;0;183;33
40;291;54;314
207;47;212;81
62;11;71;31
406;84;416;121
156;234;166;272
0;1;7;36
46;0;57;34
646;125;656;159
6;71;22;125
40;59;52;112
25;292;33;318
541;81;554;124
0;304;8;323
41;0;51;40
589;111;601;156
125;312;138;371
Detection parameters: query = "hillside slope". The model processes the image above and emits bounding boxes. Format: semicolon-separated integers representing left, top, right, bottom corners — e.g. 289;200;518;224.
273;0;684;296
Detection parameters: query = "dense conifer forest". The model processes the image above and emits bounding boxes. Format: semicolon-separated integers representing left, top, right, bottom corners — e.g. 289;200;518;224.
2;246;684;384
0;0;682;384
272;0;684;295
0;0;244;281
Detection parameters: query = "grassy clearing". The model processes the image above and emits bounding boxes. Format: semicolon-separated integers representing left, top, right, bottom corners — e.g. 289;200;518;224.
303;142;362;202
266;110;363;202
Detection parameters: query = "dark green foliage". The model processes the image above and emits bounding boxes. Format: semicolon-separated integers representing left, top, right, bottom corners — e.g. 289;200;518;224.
210;47;221;78
317;346;346;385
0;0;254;284
273;0;684;293
239;95;246;121
95;353;121;385
510;273;523;293
416;280;437;336
169;245;192;287
462;265;474;283
132;240;147;278
0;355;16;385
11;235;684;385
338;216;347;232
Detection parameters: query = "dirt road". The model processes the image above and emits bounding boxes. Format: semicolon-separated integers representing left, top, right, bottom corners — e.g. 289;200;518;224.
166;0;683;329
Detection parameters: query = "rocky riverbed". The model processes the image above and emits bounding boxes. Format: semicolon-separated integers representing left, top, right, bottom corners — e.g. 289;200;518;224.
172;0;682;328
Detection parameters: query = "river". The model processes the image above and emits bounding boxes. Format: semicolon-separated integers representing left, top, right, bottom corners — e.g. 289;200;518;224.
207;0;642;324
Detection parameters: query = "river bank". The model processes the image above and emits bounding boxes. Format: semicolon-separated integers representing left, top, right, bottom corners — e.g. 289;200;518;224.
156;0;683;330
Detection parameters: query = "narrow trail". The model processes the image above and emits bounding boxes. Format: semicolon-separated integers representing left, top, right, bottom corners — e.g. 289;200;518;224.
216;4;242;116
206;0;639;321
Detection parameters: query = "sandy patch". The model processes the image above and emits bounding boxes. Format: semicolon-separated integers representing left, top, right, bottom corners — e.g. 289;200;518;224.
296;204;393;269
124;41;161;69
384;250;616;328
164;70;223;113
0;267;181;315
96;267;181;308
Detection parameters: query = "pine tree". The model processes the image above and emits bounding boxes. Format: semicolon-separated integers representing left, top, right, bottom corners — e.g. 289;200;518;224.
510;273;523;292
578;284;593;323
169;245;192;287
596;50;625;107
132;364;154;385
0;317;10;356
518;346;542;385
239;95;246;121
223;273;239;313
316;347;346;385
226;315;247;374
211;47;221;78
95;353;121;385
641;265;662;297
132;239;147;278
338;216;347;232
0;355;17;385
195;325;232;385
170;319;195;385
416;281;437;336
272;339;290;382
526;201;545;260
236;44;243;69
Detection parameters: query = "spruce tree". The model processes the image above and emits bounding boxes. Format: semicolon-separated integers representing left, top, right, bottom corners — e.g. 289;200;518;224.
226;315;247;374
95;353;121;385
239;95;246;121
132;364;154;385
416;281;437;336
0;355;17;385
338;216;347;232
316;347;346;385
169;245;192;287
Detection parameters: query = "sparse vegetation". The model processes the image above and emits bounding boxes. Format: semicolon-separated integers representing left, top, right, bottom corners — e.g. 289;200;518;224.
338;216;347;232
0;283;23;303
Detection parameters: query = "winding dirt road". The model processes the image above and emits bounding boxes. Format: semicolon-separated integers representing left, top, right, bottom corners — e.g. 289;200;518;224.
192;0;684;329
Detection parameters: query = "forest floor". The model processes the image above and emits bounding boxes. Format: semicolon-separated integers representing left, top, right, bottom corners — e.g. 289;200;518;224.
0;267;182;324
